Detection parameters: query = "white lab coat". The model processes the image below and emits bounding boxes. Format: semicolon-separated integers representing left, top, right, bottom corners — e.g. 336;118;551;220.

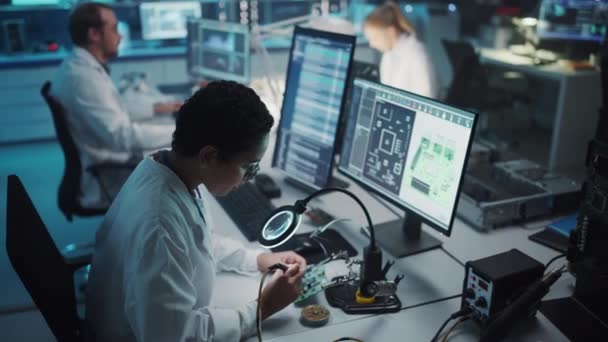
50;47;174;208
380;34;439;99
86;156;263;342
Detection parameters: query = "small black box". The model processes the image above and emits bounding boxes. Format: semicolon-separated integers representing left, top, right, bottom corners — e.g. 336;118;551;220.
462;249;544;325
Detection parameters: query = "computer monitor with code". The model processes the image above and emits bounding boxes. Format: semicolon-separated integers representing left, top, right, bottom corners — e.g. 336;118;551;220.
140;1;202;41
338;79;477;257
537;0;607;43
186;19;250;84
272;26;355;190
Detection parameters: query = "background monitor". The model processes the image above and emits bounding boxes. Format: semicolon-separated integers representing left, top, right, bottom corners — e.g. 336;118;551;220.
186;19;250;84
272;26;355;190
11;0;60;5
537;0;608;43
140;1;202;41
338;79;477;257
255;0;314;25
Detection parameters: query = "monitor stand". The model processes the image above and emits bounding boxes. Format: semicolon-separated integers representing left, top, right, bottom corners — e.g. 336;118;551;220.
373;213;442;258
284;175;349;194
328;176;349;189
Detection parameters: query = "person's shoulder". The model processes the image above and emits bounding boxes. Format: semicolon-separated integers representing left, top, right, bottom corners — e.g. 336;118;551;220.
56;56;97;86
401;34;424;48
401;34;430;57
139;161;193;225
117;159;184;227
61;49;102;74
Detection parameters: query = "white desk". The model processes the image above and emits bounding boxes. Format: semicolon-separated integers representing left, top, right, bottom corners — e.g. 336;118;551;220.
479;48;601;175
255;297;569;342
209;158;572;341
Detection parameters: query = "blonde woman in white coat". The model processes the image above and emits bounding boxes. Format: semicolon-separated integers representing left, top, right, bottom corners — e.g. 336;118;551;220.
364;1;439;99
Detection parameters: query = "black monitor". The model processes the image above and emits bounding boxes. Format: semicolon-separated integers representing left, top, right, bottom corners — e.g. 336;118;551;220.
272;26;356;190
140;1;202;41
186;19;250;84
338;79;477;257
256;0;314;25
537;0;607;43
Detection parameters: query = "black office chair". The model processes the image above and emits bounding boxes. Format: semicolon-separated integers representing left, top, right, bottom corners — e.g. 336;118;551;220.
6;175;88;342
442;39;513;111
41;81;138;221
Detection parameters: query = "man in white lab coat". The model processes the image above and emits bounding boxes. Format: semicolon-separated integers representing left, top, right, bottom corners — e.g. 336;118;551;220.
86;80;306;341
51;2;182;209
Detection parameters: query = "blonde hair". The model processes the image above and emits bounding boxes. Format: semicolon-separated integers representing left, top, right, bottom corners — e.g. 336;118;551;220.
364;1;415;35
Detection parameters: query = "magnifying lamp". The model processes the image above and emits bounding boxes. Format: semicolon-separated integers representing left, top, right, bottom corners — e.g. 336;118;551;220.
259;187;374;246
259;188;402;312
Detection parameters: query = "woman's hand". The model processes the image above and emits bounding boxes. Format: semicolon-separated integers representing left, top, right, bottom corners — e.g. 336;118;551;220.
259;263;304;320
257;251;307;278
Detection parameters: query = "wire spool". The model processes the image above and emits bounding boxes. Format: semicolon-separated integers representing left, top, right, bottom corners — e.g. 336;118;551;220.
300;304;330;327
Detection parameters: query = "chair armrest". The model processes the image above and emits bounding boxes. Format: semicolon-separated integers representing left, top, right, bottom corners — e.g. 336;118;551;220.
87;157;142;203
61;242;94;270
86;160;139;173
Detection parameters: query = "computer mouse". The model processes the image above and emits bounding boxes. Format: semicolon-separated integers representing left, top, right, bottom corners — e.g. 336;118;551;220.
255;173;281;199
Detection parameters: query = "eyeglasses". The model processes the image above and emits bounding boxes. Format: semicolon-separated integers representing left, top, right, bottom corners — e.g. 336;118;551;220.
242;162;260;182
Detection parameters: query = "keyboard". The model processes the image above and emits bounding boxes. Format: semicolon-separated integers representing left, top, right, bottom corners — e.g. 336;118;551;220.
215;182;275;241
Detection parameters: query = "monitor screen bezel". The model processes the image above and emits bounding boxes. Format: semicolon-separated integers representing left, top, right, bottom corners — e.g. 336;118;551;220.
139;1;202;41
187;19;250;84
337;78;478;237
271;26;356;190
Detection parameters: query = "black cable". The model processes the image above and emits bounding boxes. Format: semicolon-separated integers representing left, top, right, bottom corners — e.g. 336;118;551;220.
257;263;288;342
545;254;566;270
430;316;453;342
402;294;462;311
332;338;364;342
440;246;465;267
369;293;463;328
439;315;471;342
430;307;472;342
301;187;377;247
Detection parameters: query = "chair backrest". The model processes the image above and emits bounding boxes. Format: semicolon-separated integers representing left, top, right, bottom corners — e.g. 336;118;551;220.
442;39;489;108
6;175;83;342
442;39;477;75
41;81;83;221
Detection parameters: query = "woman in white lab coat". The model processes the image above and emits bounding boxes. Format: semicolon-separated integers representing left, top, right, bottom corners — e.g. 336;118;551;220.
86;81;306;342
364;1;439;99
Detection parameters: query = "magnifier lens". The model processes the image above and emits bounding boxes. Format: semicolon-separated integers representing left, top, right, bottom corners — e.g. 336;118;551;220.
262;211;294;240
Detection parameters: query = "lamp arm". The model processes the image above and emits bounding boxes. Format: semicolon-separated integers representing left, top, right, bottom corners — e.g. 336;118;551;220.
301;187;376;248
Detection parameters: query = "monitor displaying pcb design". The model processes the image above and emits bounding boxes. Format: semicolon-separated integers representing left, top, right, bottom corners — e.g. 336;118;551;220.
339;78;476;235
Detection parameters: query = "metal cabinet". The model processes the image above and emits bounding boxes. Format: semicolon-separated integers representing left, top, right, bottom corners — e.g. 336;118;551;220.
479;48;601;175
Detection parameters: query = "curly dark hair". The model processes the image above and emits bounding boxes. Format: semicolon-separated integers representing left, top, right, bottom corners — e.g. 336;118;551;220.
172;81;274;161
69;2;112;47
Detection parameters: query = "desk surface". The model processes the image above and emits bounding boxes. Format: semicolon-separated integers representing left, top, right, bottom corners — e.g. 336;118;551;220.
255;297;570;342
208;156;572;341
0;45;188;69
480;48;599;79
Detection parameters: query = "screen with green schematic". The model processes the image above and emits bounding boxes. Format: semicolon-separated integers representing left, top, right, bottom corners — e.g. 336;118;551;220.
338;79;476;234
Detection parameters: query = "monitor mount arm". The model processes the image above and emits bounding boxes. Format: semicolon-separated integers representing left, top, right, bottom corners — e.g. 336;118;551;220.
248;3;325;108
248;3;353;108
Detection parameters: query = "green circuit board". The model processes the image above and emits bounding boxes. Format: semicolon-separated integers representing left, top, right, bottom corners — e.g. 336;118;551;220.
295;263;328;304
